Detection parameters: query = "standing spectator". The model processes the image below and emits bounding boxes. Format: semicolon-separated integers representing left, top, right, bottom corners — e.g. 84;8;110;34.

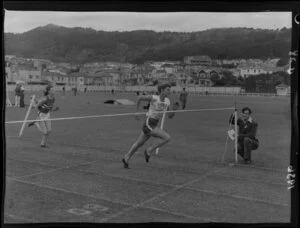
179;88;188;110
229;107;259;164
73;85;77;96
111;89;115;96
62;86;66;96
19;83;25;108
84;86;87;95
14;82;21;107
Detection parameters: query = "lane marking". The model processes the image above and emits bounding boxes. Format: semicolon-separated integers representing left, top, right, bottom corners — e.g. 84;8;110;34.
13;161;92;179
98;167;226;222
67;208;92;216
8;177;216;222
5;213;37;223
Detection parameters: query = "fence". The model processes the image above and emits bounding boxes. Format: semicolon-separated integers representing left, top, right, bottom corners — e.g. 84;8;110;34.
5;84;289;97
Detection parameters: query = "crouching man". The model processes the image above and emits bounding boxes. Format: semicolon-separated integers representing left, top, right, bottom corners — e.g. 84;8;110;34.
229;107;259;164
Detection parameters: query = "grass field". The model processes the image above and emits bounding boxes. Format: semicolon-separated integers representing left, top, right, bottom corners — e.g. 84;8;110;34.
4;90;291;223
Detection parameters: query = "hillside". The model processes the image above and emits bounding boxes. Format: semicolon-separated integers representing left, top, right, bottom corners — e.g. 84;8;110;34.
4;24;292;64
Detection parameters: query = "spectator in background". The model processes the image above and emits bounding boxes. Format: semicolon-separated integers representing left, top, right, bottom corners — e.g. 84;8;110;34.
229;107;259;164
179;88;188;110
14;82;21;107
111;89;115;96
143;92;150;110
73;85;77;96
19;83;25;108
62;86;66;96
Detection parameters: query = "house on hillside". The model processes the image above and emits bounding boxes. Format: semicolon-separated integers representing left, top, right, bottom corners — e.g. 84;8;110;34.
161;63;174;74
18;66;42;84
173;69;187;86
91;69;120;86
42;71;68;85
184;56;212;66
198;70;213;86
128;65;154;85
276;84;290;96
238;66;273;78
67;72;87;87
152;69;168;83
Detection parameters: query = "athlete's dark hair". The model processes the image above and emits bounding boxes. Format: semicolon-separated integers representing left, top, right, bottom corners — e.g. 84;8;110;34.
44;85;53;96
157;83;171;93
242;106;252;114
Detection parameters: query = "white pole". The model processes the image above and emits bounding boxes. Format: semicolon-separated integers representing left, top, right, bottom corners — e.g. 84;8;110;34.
155;111;166;155
234;109;238;163
19;94;35;137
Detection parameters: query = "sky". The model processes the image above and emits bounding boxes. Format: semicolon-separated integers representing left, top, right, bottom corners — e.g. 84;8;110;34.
4;11;292;33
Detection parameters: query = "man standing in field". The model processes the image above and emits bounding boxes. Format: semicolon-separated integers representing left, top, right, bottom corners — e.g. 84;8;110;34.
229;107;259;164
14;82;21;107
179;87;188;110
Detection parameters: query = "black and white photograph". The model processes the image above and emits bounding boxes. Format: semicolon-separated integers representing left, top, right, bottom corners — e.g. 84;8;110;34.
2;1;299;226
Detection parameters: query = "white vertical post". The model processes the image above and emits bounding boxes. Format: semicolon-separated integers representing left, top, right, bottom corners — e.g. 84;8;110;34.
234;109;238;163
19;95;35;137
155;111;166;155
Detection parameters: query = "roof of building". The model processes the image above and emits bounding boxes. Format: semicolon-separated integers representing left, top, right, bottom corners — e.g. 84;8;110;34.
161;63;174;68
276;83;289;88
156;70;166;74
68;72;88;77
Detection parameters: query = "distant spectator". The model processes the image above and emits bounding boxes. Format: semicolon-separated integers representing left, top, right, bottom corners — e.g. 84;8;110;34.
62;86;66;96
73;86;77;96
111;89;115;95
179;88;188;110
19;84;25;108
14;82;21;107
142;92;150;110
84;87;87;94
136;91;140;96
229;107;259;164
205;91;209;96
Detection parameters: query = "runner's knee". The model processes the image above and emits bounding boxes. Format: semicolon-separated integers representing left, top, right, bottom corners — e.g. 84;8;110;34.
164;133;171;142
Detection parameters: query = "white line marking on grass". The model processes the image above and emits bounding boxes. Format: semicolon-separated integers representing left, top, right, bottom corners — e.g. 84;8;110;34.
7;157;60;168
67;208;92;216
6;135;287;173
214;173;286;186
84;204;109;212
186;188;289;207
7;177;212;222
75;168;289;208
5;213;37;223
13;161;93;179
98;167;226;223
225;162;287;173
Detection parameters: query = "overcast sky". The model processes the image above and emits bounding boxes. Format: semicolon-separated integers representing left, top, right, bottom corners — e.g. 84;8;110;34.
4;11;292;33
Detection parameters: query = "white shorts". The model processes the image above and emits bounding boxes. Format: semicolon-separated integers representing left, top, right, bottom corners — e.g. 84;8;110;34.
38;112;51;133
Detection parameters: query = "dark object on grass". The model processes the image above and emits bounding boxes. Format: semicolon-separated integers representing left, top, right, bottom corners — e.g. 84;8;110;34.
104;100;115;104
